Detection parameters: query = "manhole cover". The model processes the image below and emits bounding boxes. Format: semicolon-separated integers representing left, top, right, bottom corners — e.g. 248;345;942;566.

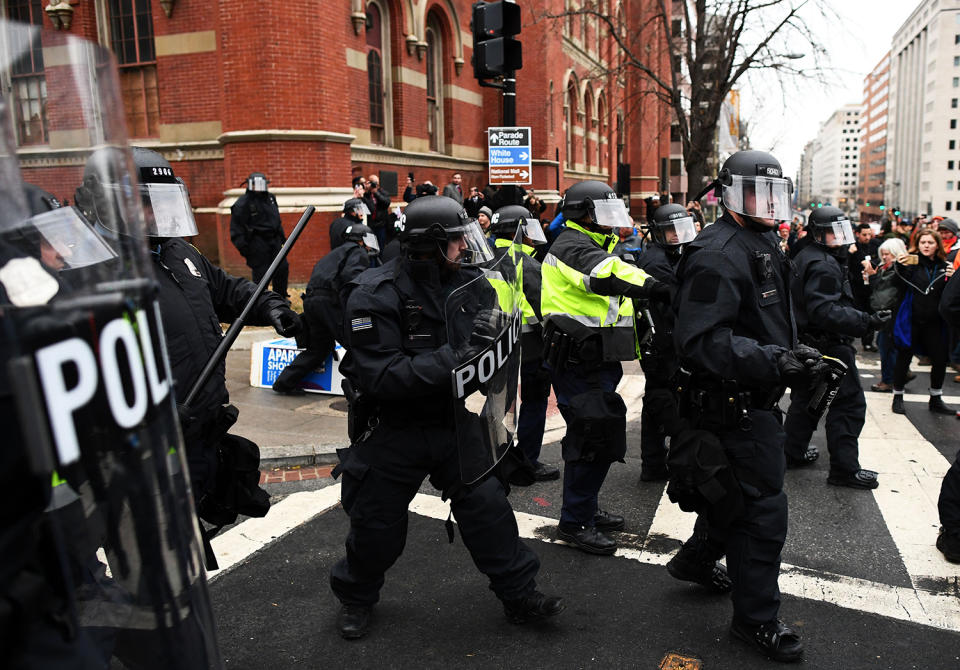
329;399;349;413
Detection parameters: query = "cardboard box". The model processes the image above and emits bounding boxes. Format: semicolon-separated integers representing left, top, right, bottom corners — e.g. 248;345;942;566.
249;337;344;395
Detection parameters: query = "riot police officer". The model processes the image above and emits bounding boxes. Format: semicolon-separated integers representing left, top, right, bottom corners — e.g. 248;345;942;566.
2;23;222;667
635;203;698;482
79;147;300;512
783;207;890;489
541;180;669;555
230;171;289;301
489;205;559;481
329;197;371;249
672;150;822;662
272;223;379;394
330;195;563;639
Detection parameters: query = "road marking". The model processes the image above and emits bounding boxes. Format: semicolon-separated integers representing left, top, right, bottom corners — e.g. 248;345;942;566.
865;390;960;404
208;485;342;581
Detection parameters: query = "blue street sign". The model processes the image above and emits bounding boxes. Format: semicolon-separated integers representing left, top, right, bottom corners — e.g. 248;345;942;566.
488;126;532;185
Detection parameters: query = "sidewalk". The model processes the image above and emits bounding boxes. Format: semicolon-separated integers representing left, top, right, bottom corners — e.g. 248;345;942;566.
225;327;347;470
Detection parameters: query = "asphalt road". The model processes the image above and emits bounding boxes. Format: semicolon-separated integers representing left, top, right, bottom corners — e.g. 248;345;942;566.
207;351;960;668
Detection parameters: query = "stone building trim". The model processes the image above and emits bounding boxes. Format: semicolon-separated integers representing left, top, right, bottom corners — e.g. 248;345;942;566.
217;130;357;145
217;187;355;214
154;31;217;57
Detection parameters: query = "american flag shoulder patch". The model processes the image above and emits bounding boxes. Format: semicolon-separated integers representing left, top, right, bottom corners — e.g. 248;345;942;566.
351;316;373;331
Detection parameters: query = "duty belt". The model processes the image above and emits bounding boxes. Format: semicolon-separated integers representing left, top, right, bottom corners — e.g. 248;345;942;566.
675;374;785;431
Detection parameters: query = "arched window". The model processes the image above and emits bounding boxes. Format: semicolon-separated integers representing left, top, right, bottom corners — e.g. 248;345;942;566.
366;5;384;144
365;2;391;145
597;93;606;171
425;14;445;153
584;88;594;170
565;81;577;169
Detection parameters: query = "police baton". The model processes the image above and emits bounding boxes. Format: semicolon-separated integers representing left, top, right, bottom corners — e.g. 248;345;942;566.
182;205;315;410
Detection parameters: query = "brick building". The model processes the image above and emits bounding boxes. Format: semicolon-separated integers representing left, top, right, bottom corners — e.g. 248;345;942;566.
11;0;672;281
857;53;890;223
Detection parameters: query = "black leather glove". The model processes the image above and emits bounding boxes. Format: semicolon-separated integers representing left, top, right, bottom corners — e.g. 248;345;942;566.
269;306;301;337
470;309;501;348
647;280;672;304
777;346;823;389
868;309;893;329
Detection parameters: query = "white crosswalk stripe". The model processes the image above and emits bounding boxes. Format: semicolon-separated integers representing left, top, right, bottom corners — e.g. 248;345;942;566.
210;363;960;633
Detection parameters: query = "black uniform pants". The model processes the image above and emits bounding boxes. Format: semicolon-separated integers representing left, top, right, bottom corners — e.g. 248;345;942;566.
517;357;550;464
940;448;960;534
640;375;670;470
330;421;540;606
686;409;788;626
783;342;865;476
251;257;289;302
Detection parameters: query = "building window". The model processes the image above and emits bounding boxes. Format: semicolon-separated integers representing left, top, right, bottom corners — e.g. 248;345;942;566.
953;119;958;129
7;0;47;146
955;34;960;44
948;202;953;211
953;98;958;108
366;3;386;145
584;89;594;170
565;81;577;168
952;140;957;150
950;160;955;169
955;56;960;66
596;94;606;170
110;0;159;138
950;181;956;191
425;15;445;153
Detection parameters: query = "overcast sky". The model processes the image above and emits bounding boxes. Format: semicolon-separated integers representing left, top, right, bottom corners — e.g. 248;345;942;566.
738;0;918;178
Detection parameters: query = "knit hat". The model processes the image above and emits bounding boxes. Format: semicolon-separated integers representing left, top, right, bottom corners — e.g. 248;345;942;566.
479;206;493;218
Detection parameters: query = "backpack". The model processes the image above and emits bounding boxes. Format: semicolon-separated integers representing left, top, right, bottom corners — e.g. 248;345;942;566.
870;267;901;312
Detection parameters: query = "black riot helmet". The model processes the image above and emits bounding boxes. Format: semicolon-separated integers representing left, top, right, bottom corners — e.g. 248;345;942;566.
490;204;547;245
712;150;793;228
647;203;698;247
342;197;370;222
560;180;632;230
247;171;269;192
807;206;855;248
77;146;198;238
399;195;493;266
342;222;380;256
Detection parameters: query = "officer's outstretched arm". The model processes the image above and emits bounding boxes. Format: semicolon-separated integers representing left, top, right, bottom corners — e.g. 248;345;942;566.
344;286;459;398
674;250;785;386
196;250;287;325
803;260;870;337
550;246;657;299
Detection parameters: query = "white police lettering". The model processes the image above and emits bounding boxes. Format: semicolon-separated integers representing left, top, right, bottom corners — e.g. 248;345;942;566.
452;310;522;398
491;213;500;224
397;213;406;232
34;308;172;465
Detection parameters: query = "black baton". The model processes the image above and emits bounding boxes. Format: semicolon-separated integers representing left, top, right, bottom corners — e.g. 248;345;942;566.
182;205;315;410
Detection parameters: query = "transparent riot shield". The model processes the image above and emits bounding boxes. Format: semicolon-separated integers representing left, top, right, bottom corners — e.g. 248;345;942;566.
447;228;524;484
0;20;222;669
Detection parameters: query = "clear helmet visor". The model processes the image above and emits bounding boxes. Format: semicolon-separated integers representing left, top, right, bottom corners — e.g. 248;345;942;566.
522;218;547;245
655;215;698;246
140;182;199;237
591;198;633;228
444;220;495;266
248;175;268;191
29;207;118;270
362;232;380;252
355;202;371;217
721;174;792;221
820;219;856;247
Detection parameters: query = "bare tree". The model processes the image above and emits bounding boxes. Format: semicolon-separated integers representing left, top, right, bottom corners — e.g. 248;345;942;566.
537;0;834;195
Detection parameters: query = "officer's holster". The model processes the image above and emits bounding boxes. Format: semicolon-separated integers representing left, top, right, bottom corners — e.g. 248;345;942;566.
560;390;627;464
542;314;601;370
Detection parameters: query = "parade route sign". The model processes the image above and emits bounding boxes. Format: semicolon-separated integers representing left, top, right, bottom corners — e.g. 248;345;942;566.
488;126;532;185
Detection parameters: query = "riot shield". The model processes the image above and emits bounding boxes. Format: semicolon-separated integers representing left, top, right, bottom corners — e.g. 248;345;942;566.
447;228;524;484
0;20;222;669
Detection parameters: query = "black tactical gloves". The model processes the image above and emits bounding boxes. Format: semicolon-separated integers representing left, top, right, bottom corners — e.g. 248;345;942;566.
269;306;302;337
868;309;893;329
777;345;824;389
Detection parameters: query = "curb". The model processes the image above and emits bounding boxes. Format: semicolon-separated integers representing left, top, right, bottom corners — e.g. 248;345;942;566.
259;443;344;470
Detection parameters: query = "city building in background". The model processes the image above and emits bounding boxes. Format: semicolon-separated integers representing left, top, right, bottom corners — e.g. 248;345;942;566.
809;104;861;214
888;0;960;219
8;0;673;280
797;139;815;209
858;53;890;223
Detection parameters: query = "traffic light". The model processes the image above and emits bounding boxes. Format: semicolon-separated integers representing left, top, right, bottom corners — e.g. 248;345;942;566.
865;201;871;207
879;205;886;211
471;1;522;79
893;207;901;216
